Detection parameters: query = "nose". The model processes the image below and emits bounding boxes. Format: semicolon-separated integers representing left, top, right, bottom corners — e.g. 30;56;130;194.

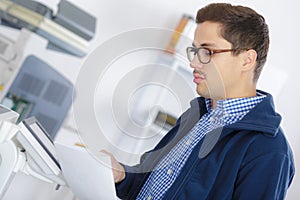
189;55;203;70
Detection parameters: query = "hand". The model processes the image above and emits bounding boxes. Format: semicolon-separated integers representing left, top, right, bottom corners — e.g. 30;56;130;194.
101;150;126;183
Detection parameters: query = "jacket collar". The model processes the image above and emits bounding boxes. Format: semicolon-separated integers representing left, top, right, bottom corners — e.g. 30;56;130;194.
190;90;281;138
225;90;281;137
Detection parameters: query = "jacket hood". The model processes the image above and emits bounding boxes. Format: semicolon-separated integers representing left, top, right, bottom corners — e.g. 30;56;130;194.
227;90;281;137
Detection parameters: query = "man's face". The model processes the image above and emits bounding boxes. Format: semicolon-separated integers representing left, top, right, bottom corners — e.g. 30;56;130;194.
190;21;244;100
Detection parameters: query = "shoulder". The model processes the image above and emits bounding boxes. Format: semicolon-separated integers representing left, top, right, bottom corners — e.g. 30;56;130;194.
241;128;294;166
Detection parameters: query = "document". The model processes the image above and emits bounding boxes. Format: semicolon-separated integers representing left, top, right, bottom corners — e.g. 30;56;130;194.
55;143;118;200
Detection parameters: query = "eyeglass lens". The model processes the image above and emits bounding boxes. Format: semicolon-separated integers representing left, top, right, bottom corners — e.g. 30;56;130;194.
187;47;210;64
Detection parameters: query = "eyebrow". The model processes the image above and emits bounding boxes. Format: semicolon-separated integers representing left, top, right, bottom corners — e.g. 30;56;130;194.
192;42;217;48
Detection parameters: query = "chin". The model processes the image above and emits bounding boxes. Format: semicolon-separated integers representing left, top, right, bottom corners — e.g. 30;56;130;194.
196;86;210;98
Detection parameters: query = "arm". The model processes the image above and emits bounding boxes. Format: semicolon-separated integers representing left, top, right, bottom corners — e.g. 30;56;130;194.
104;100;203;199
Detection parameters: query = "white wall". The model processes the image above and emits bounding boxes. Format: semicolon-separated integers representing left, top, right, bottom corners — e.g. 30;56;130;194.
2;0;299;199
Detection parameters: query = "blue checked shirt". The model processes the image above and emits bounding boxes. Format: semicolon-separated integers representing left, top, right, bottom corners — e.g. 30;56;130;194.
137;93;266;200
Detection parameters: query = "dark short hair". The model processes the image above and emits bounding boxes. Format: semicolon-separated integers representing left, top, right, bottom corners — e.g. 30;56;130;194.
196;3;269;82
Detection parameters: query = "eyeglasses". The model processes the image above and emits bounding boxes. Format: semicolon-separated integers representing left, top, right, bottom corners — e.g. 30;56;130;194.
186;46;237;64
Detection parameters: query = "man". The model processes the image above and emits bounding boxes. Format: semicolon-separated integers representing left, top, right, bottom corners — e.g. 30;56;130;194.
106;3;295;199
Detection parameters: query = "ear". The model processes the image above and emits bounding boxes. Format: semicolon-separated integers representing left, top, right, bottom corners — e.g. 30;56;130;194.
241;49;257;72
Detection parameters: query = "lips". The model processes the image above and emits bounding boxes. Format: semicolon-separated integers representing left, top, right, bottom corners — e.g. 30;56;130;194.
193;71;206;84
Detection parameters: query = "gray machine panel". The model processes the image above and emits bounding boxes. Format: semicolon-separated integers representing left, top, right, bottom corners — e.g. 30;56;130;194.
53;0;97;41
1;55;74;139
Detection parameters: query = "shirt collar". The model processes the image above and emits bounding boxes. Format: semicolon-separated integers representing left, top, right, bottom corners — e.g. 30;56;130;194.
205;93;266;117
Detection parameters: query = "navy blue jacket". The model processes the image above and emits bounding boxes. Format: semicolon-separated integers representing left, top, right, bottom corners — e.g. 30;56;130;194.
116;91;295;199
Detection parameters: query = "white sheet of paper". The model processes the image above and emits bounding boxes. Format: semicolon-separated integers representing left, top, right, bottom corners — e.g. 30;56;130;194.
55;143;118;200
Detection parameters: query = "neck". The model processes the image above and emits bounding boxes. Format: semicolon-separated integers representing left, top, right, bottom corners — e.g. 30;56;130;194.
211;88;257;109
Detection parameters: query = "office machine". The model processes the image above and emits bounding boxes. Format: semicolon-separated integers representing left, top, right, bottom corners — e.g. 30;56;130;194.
0;0;97;57
0;104;65;199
